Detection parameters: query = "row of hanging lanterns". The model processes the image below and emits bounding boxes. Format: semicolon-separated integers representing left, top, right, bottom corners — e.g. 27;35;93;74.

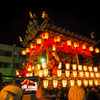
21;32;100;55
43;79;99;89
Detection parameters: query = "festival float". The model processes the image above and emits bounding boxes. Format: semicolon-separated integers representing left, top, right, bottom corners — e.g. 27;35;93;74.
16;11;100;99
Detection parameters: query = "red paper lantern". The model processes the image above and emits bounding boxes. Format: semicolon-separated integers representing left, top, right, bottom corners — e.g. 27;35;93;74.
30;43;36;49
73;42;79;48
42;32;49;39
54;36;60;42
94;48;99;53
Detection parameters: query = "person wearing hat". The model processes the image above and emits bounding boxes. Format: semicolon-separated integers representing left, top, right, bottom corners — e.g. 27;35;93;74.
68;85;86;100
0;84;23;100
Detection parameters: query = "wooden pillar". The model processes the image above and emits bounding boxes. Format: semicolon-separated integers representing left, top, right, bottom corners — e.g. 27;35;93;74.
46;47;50;65
76;54;79;65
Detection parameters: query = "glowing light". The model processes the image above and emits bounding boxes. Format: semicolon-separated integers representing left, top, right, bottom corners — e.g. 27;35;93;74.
62;80;67;87
43;80;48;88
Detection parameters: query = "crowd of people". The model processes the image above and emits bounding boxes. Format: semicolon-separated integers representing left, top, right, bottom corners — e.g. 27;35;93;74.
0;82;100;100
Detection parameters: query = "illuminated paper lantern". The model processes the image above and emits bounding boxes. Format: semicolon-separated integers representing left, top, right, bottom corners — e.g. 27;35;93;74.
43;69;48;77
39;70;43;77
94;48;99;53
65;63;70;70
77;80;82;86
82;44;86;49
73;71;77;77
41;62;47;69
72;64;77;70
95;72;99;78
54;36;60;43
36;39;42;44
79;72;84;77
65;70;70;77
53;80;58;88
83;80;88;86
94;80;99;86
22;50;26;55
94;67;98;72
70;80;75;86
73;42;79;48
43;80;48;88
67;40;71;46
42;32;49;39
85;72;89;77
83;65;87;71
57;70;62;77
89;46;94;51
62;79;67;87
90;72;94;78
89;80;93;86
78;65;82;71
88;66;93;71
26;48;31;53
30;43;36;49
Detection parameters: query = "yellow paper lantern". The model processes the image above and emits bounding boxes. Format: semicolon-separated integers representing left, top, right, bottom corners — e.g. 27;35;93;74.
79;71;84;77
89;46;94;51
62;79;67;87
78;65;82;71
65;63;70;70
89;80;93;86
85;72;89;77
43;69;48;77
39;70;43;77
41;62;47;69
94;80;99;86
72;64;77;70
83;65;87;71
94;67;98;72
21;50;26;55
90;72;94;78
57;70;62;77
73;71;77;77
36;39;42;44
82;44;86;49
88;66;93;71
77;80;82;86
94;48;99;53
43;80;48;88
53;80;58;88
67;40;72;46
65;70;70;77
70;80;75;86
83;80;88;86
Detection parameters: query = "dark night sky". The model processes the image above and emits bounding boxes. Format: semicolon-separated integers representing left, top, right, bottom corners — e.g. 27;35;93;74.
0;1;100;47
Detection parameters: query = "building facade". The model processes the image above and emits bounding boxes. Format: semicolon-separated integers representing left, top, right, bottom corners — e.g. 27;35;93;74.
0;44;27;82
